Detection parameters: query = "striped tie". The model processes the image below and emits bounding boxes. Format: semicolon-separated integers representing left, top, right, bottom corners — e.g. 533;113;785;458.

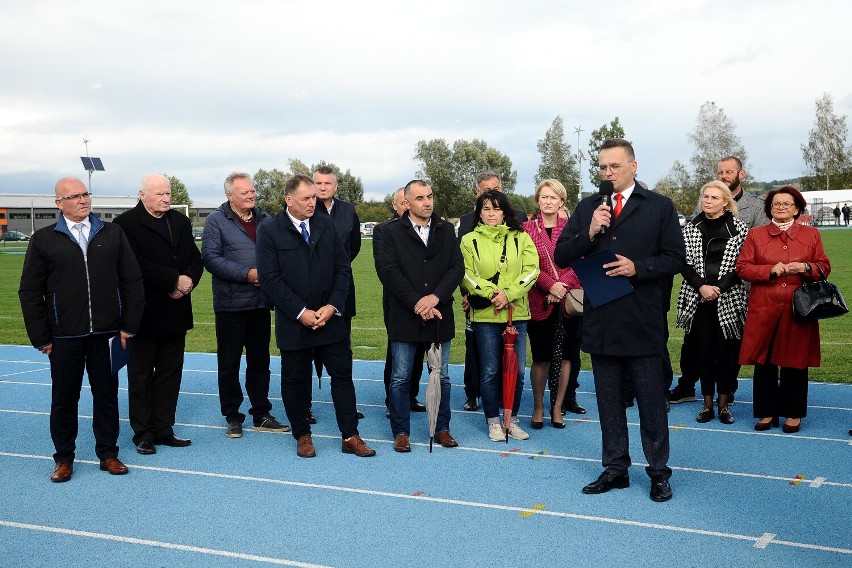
73;223;88;254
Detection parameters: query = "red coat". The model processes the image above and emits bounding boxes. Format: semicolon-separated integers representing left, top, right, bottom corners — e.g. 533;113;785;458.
736;223;830;369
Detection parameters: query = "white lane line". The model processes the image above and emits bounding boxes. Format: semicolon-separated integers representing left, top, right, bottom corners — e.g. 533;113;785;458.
0;520;332;567
1;407;851;488
1;454;849;556
0;359;48;365
0;368;50;379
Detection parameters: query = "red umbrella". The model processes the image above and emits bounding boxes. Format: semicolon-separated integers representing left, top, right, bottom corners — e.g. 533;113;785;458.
501;304;519;443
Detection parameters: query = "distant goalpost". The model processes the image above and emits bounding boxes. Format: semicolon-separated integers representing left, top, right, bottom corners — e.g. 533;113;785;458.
170;204;189;218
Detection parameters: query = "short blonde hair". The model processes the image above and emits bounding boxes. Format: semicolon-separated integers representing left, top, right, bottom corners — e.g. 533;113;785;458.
534;179;567;203
701;180;738;217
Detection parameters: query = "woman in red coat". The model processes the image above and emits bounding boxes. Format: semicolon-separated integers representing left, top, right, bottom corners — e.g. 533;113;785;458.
736;186;830;433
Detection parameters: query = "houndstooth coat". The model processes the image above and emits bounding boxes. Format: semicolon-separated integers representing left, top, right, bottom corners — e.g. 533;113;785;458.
676;212;748;339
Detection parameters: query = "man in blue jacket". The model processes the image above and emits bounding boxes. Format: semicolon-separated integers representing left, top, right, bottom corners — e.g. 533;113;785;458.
202;172;288;439
20;177;145;482
556;139;685;502
256;174;375;458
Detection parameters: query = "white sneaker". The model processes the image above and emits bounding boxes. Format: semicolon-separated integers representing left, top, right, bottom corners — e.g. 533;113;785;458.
507;423;529;440
488;423;505;442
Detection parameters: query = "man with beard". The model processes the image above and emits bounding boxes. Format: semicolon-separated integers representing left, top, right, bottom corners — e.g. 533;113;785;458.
669;156;766;405
374;187;427;417
379;180;464;451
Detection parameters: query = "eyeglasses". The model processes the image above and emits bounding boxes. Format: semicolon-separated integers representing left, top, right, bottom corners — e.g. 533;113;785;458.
56;192;92;202
598;162;632;173
772;201;795;209
701;195;723;202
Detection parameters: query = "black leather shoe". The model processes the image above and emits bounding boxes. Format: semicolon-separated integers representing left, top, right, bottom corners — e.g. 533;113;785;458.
564;400;586;414
410;400;427;412
650;476;673;502
154;435;192;447
530;420;544;430
136;440;156;455
582;471;630;494
463;396;478;411
307;411;317;425
356;410;365;419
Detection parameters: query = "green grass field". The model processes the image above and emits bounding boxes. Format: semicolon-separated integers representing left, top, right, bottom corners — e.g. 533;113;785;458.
2;229;850;383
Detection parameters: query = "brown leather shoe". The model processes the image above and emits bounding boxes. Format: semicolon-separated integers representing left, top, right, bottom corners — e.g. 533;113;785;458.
297;434;316;458
393;434;411;453
435;430;458;448
50;462;73;483
99;457;129;475
342;435;376;457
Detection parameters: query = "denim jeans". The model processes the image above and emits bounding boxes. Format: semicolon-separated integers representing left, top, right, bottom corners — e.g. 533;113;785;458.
473;321;528;420
390;340;451;437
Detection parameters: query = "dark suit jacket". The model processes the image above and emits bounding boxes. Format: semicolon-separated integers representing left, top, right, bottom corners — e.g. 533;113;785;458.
316;198;360;317
379;213;463;343
554;185;685;356
256;212;351;351
113;202;203;336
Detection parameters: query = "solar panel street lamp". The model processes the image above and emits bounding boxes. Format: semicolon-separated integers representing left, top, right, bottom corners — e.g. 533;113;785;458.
80;137;105;194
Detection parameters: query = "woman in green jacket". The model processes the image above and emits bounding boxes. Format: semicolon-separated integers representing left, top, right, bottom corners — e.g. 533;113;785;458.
461;190;539;442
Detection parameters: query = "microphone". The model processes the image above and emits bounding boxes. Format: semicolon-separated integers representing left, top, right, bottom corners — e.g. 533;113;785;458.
598;180;614;235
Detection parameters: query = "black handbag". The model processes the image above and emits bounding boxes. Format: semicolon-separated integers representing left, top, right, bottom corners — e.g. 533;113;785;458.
792;265;848;320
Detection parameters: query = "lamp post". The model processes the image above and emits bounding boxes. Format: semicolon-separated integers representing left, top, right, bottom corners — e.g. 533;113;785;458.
574;125;584;203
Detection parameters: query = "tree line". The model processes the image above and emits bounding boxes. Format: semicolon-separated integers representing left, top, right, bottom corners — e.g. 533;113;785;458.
167;93;852;220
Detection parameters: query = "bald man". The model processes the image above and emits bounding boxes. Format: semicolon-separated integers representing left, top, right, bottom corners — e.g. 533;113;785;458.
114;174;203;455
20;177;144;481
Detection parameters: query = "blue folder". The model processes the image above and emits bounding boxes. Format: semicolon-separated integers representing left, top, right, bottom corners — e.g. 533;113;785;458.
570;249;634;308
109;335;130;375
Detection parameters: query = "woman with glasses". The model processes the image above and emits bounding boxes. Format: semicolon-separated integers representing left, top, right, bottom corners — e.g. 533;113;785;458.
523;180;585;430
675;181;748;425
461;190;539;442
736;186;830;433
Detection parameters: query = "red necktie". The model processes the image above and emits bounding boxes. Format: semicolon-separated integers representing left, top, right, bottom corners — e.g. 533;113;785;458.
613;193;624;219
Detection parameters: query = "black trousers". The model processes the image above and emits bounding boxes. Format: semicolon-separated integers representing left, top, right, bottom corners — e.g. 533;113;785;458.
128;333;186;445
383;342;423;408
49;334;120;463
753;364;808;419
591;354;671;479
676;311;740;396
691;302;741;397
308;318;353;410
281;338;359;440
215;309;273;423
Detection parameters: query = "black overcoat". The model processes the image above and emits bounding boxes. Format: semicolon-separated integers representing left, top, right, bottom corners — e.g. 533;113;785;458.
555;186;685;356
256;212;351;351
113;201;203;336
380;213;463;343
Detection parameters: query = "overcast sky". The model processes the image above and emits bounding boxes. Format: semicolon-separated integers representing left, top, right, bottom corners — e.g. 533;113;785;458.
1;0;850;205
